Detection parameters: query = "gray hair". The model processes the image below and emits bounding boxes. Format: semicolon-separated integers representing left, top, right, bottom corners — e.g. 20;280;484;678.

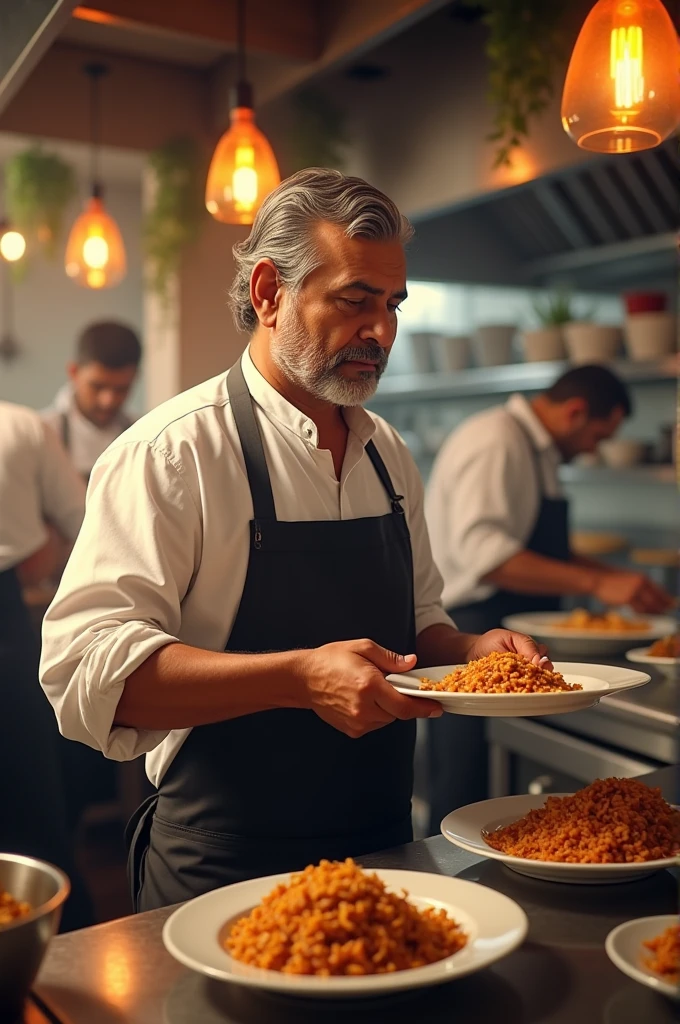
229;168;413;333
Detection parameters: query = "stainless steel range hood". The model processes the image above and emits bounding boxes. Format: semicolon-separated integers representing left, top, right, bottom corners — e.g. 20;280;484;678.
407;140;679;292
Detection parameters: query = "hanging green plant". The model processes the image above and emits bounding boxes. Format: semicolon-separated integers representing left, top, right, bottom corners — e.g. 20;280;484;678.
143;137;207;301
290;88;349;171
5;146;77;258
482;0;570;168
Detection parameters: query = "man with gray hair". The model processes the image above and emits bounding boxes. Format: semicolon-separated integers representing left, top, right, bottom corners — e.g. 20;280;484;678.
40;168;546;911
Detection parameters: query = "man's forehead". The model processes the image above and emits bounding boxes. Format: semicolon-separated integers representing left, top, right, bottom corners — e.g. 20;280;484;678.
312;221;407;287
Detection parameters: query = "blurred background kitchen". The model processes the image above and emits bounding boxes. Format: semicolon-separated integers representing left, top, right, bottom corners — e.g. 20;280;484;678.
0;0;677;925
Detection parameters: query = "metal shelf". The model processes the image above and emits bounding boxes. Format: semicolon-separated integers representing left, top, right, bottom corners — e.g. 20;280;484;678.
369;359;676;405
559;464;676;486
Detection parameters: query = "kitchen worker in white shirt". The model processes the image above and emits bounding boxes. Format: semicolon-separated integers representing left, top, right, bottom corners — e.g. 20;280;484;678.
425;364;674;831
0;402;93;930
40;168;549;912
42;320;142;482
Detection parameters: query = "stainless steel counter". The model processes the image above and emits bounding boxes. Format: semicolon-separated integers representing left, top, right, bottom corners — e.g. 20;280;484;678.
33;766;679;1024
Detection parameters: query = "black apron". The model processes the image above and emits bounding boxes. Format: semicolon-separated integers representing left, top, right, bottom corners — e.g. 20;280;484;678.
0;566;93;931
427;415;570;833
127;360;418;911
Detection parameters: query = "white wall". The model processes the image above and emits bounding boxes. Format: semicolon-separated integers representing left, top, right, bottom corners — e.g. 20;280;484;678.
0;179;144;413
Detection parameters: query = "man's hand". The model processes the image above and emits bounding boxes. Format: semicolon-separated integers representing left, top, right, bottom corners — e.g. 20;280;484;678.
464;629;550;666
298;639;443;739
593;571;674;614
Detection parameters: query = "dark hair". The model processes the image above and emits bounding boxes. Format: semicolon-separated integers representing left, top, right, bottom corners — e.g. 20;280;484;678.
545;365;632;419
76;321;142;369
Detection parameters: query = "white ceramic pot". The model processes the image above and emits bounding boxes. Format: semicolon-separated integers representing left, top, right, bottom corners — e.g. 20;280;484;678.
624;311;677;361
432;334;470;372
408;332;437;374
472;325;516;367
521;327;566;363
598;439;646;468
564;322;622;364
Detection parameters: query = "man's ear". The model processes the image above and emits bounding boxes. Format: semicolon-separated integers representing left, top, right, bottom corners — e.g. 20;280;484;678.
563;396;589;429
250;259;281;329
66;361;79;383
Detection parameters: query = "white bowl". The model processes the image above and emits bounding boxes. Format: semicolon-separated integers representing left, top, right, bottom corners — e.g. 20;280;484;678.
599;438;646;468
564;322;622;364
625;312;677;362
501;612;676;657
433;334;470;372
472;325;516;367
408;332;437;374
521;327;566;362
606;915;679;1002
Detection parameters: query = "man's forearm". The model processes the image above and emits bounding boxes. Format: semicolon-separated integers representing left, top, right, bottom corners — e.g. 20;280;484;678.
416;623;479;668
484;550;600;597
114;643;309;730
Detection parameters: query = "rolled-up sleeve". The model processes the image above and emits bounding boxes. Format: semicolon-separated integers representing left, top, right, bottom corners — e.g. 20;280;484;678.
39;440;202;761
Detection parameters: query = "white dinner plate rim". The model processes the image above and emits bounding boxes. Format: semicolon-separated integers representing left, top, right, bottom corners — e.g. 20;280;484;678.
441;794;679;876
605;915;680;1001
626;647;679;668
161;868;528;997
501;612;676;642
387;662;650;700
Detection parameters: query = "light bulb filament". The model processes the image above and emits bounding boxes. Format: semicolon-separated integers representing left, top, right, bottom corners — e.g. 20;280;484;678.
231;145;259;210
611;25;644;110
82;235;110;270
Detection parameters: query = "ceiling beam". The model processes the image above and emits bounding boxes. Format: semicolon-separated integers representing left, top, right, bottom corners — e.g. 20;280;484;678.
72;0;323;62
0;0;77;114
252;0;454;105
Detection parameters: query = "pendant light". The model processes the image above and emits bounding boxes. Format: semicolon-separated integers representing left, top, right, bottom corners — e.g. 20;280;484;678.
561;0;680;153
65;63;126;288
0;222;26;263
205;0;280;224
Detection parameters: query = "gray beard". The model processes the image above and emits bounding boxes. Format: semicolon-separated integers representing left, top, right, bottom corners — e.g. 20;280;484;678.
270;315;387;407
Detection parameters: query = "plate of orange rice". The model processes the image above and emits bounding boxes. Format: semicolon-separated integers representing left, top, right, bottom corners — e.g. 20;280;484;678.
387;652;650;717
162;858;527;996
606;915;679;1001
441;778;680;884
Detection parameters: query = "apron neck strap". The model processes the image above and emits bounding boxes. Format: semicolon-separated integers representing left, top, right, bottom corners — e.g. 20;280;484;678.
226;358;406;519
227;360;277;520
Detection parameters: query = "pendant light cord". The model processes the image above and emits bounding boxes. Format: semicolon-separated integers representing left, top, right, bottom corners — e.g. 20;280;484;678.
84;63;108;197
237;0;247;84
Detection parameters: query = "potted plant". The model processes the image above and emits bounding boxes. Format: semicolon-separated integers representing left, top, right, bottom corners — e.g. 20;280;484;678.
5;146;76;259
521;292;572;362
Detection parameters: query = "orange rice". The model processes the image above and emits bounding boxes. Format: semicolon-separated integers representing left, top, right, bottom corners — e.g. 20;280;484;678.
0;889;30;927
420;651;579;694
225;858;467;975
485;778;680;864
644;924;680;982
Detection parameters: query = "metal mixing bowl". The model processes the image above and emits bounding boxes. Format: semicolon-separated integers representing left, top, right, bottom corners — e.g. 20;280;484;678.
0;853;69;1021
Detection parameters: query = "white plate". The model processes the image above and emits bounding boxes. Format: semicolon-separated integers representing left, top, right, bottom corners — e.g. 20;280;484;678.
502;612;676;657
162;869;527;998
387;661;650;717
441;794;678;884
626;647;679;680
606;915;679;1001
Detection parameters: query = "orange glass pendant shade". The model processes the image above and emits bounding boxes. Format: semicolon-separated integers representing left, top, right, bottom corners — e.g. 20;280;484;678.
65;193;126;289
562;0;680;153
205;106;281;225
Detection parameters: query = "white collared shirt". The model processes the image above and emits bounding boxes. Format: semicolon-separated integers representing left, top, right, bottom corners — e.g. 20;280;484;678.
0;402;86;573
42;384;134;478
425;394;563;609
40;349;452;785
